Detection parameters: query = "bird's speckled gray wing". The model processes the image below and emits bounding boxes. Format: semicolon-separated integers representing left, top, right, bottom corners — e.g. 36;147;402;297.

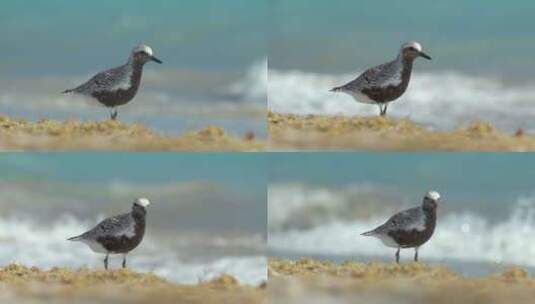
338;59;400;92
70;64;132;95
373;206;424;233
81;213;134;240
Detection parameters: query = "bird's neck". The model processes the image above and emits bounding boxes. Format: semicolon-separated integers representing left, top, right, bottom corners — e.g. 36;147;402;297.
132;208;146;234
126;57;147;70
394;55;414;87
399;55;415;70
422;204;437;222
126;58;145;88
132;205;146;218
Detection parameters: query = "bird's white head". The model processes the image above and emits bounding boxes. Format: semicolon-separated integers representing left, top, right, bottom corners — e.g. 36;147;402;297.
134;197;151;208
402;41;422;52
425;190;441;201
133;44;153;56
131;44;162;64
401;41;432;60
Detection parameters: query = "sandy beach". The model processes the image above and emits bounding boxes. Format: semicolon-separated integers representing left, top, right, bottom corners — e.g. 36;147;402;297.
0;116;264;151
268;258;535;304
269;112;535;151
0;264;266;304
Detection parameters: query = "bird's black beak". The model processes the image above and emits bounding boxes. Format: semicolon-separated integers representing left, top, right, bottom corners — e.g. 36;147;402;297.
419;51;432;60
151;56;163;64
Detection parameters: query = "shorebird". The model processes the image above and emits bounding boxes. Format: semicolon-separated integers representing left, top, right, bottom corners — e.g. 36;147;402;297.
63;44;162;120
361;191;440;263
330;41;431;116
68;198;151;270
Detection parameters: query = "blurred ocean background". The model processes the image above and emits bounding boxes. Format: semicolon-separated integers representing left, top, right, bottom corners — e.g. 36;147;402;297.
0;0;267;137
0;154;267;285
268;153;535;276
269;0;535;132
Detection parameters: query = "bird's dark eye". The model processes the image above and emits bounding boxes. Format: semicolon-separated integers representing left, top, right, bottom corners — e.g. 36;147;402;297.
409;47;416;51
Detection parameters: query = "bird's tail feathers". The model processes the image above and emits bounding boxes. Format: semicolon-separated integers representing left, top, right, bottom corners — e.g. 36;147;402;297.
62;89;73;94
361;230;377;237
67;235;83;241
330;86;344;92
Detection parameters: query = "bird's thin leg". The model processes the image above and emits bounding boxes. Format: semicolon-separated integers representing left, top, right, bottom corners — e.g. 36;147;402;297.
377;104;383;116
414;247;419;262
110;108;118;120
104;254;109;270
122;254;127;269
379;104;387;116
395;248;400;264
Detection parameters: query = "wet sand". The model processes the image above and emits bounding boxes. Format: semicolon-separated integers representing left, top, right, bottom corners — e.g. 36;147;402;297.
269;112;535;151
269;258;535;304
0;264;265;304
0;116;264;151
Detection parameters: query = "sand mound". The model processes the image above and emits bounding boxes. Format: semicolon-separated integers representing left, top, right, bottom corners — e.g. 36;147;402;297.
0;264;265;304
0;116;264;151
269;258;535;304
269;112;535;151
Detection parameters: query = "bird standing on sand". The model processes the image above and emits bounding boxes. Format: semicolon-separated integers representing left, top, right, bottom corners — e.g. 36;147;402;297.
361;191;440;263
63;45;162;120
330;41;431;116
68;198;151;270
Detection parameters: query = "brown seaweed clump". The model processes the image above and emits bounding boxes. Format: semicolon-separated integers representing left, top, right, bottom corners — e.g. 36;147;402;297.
0;116;264;151
268;258;535;304
268;112;535;151
0;264;265;304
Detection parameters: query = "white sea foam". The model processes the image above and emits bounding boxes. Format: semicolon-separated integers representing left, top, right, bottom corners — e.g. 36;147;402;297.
269;197;535;267
0;216;266;285
268;183;347;230
228;58;267;103
268;183;403;231
268;69;535;131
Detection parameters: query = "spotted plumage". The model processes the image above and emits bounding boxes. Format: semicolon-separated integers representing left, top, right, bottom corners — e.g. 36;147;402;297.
63;44;162;120
68;198;151;270
361;191;440;263
331;41;431;116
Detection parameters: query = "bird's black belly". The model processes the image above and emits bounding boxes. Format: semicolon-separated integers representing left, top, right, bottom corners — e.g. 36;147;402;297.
388;228;433;248
91;87;138;107
97;235;143;254
361;85;407;103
